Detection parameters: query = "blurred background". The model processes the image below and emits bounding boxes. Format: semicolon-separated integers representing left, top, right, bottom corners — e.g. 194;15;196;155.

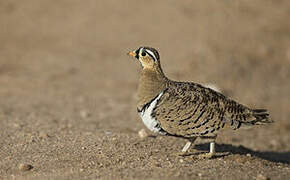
0;0;290;179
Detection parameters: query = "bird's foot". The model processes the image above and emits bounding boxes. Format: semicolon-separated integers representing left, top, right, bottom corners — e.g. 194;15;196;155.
173;151;189;157
198;152;215;159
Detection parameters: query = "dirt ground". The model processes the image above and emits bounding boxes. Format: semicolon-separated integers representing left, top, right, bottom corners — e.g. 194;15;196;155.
1;0;290;179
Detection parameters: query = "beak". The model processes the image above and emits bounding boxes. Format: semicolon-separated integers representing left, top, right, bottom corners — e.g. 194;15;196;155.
127;51;137;57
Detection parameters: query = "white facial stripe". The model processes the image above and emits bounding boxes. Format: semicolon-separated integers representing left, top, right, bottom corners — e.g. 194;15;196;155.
139;47;144;55
145;49;157;61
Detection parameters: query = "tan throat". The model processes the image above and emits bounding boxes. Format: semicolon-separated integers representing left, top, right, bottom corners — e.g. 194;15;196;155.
137;68;168;109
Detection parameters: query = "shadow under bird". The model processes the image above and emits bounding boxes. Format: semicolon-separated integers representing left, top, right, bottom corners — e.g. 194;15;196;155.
128;46;273;158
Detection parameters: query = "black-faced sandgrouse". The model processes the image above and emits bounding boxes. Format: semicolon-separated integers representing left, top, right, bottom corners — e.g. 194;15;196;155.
128;46;273;158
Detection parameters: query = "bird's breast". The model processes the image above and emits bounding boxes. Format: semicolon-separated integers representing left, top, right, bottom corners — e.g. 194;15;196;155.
138;92;166;134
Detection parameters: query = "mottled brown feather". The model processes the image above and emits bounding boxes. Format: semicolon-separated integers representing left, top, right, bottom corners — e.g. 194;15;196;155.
134;47;272;138
151;80;272;137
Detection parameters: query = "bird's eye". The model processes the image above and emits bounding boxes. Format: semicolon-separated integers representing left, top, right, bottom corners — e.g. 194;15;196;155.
141;51;146;56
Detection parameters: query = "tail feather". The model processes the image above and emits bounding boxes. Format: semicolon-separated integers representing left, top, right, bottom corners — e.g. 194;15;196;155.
229;108;273;130
252;109;273;124
252;109;268;113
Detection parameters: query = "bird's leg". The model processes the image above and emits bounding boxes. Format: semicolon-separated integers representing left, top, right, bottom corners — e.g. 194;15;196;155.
210;141;215;154
181;141;192;153
175;137;197;156
198;137;216;159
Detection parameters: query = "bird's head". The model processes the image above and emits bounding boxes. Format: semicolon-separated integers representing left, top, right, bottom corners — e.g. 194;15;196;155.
128;47;160;69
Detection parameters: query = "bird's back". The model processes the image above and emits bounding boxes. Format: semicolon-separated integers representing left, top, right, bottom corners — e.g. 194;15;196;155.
152;80;272;137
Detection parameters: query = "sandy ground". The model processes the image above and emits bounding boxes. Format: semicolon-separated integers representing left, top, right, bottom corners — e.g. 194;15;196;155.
1;0;290;179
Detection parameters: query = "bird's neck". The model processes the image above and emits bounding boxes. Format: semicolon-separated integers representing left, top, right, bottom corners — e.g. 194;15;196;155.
137;67;168;109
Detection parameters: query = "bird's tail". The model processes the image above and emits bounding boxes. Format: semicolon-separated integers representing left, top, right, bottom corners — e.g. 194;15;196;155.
251;109;273;124
230;109;273;130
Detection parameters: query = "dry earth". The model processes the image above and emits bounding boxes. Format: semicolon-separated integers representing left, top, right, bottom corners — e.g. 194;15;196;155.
0;0;290;179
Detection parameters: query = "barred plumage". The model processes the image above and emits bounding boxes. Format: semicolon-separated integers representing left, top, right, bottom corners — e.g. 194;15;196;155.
128;46;273;158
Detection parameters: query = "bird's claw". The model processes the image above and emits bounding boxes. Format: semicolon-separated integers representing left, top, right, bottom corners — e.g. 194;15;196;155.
198;152;215;159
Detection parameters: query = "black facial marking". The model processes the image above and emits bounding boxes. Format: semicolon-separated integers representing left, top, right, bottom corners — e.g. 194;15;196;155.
144;47;160;61
135;48;140;59
135;47;160;62
145;50;156;61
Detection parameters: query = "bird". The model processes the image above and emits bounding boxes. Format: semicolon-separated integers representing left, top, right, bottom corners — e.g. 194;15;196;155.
127;46;273;158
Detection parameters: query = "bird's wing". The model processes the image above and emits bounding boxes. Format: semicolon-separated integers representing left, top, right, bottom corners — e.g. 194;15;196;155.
152;82;271;137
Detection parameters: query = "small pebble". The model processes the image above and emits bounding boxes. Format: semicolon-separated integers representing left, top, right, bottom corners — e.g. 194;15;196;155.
269;139;278;147
246;153;252;157
39;132;49;139
174;172;181;177
80;110;90;118
198;173;202;177
154;162;161;167
138;129;148;139
235;156;246;163
179;159;184;163
256;174;268;180
18;163;33;171
12;123;21;128
104;130;112;135
28;136;36;143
